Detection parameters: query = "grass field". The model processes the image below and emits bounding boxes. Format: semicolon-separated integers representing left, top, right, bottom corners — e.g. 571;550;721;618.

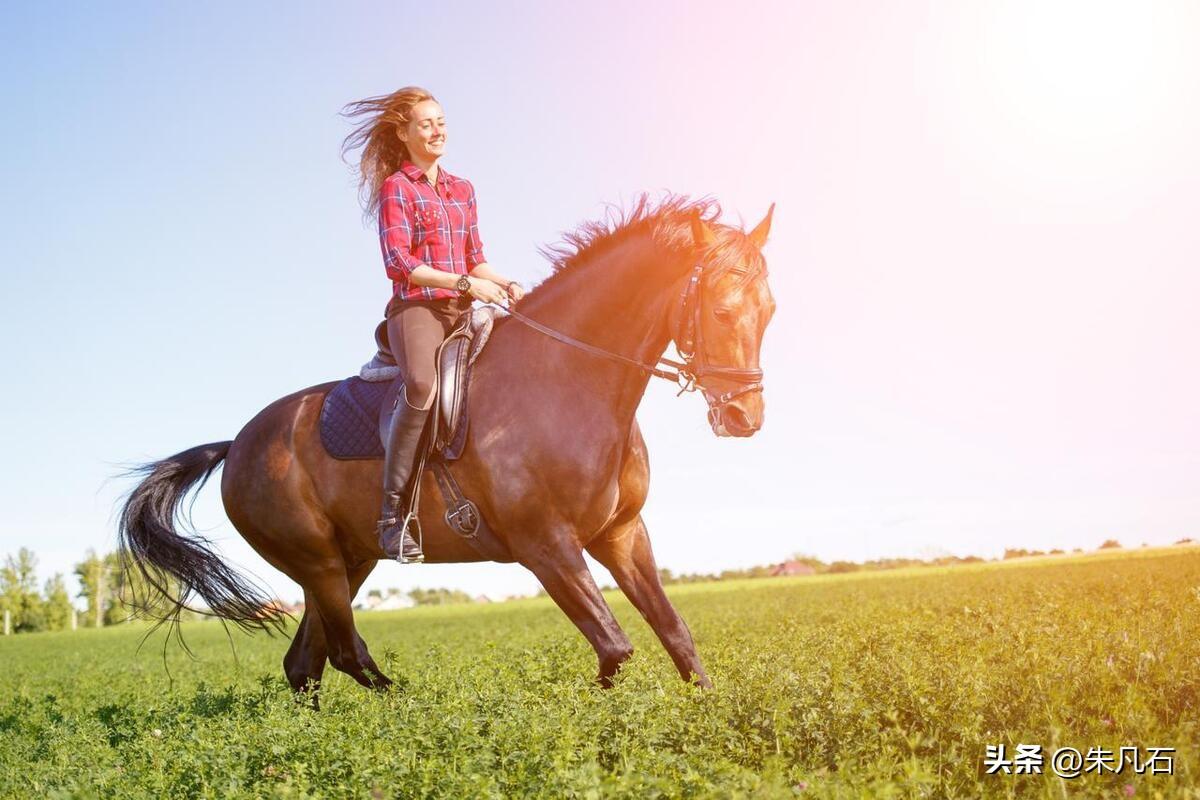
2;547;1198;798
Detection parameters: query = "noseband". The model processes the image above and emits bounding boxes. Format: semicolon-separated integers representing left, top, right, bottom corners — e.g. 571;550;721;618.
499;263;764;420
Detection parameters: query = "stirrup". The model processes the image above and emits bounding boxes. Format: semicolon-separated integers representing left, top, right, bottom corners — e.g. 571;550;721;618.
377;511;424;564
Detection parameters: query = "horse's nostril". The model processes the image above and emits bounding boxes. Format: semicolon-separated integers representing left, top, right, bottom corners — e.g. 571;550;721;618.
726;406;758;433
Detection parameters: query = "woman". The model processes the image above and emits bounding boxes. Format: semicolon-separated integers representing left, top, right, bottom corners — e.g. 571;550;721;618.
342;86;526;563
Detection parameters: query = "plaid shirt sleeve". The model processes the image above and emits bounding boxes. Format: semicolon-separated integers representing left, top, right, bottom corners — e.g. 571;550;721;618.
464;181;487;269
378;177;426;280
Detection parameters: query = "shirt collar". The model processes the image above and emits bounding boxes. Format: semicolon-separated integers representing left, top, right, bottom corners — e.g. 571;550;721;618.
400;160;449;185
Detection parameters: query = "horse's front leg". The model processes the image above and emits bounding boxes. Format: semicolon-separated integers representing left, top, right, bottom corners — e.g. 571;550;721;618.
587;514;711;687
515;530;634;687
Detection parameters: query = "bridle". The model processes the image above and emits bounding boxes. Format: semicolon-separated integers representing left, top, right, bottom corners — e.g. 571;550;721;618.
670;262;765;406
495;263;764;424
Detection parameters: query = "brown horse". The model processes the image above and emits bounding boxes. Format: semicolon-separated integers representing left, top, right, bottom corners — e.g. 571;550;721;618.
117;195;775;704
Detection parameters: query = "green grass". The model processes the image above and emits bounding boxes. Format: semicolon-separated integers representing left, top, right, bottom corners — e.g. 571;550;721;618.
2;547;1198;798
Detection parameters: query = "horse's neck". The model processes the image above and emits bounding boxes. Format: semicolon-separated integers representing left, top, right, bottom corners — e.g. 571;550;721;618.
513;234;692;422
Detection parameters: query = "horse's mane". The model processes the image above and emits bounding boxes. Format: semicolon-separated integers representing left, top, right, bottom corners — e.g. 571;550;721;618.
531;193;763;295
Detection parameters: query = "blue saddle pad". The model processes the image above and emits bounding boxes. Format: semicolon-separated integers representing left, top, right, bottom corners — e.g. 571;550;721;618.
319;376;395;460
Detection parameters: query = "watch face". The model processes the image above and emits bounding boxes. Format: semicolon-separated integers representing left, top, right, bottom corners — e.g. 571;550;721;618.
457;276;471;293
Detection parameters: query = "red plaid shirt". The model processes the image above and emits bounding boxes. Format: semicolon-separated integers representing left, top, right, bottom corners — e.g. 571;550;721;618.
378;160;487;304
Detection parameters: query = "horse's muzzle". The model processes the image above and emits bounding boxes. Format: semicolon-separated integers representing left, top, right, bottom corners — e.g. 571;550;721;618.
708;402;762;438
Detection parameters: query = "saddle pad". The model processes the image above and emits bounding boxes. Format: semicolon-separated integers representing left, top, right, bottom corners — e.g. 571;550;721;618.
318;376;393;460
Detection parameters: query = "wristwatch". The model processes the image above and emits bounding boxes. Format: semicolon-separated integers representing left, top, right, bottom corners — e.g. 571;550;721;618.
455;275;471;295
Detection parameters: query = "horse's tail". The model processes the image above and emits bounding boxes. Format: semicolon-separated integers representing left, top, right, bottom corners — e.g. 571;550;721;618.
116;441;291;645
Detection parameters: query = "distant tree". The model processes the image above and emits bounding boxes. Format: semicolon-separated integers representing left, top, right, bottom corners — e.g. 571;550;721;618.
719;566;774;580
367;589;382;599
658;567;675;585
75;550;166;627
827;561;860;574
42;573;75;631
107;554;132;624
1175;538;1194;545
1003;548;1030;560
112;552;192;625
74;550;111;627
1099;539;1122;550
1049;549;1064;555
1;548;47;633
408;587;472;606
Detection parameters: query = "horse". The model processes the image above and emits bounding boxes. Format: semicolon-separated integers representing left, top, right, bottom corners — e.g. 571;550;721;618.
117;194;775;706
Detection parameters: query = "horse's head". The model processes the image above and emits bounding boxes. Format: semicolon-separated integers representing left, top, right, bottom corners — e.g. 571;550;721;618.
672;205;776;438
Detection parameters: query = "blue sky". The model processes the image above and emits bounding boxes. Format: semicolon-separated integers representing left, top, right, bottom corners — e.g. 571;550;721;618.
3;1;1198;604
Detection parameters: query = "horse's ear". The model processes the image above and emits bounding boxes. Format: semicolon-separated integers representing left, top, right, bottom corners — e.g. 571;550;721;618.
690;212;718;249
747;203;775;249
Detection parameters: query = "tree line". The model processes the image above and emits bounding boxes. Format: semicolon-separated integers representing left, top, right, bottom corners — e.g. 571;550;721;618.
6;538;1194;632
0;547;193;635
363;587;476;606
650;538;1197;586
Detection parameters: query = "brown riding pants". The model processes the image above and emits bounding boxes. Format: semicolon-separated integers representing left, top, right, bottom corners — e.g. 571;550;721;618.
384;296;472;410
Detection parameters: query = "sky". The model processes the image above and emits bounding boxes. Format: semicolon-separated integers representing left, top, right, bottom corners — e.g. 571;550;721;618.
2;1;1198;605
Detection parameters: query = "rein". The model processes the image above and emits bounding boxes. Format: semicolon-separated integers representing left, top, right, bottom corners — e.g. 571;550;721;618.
502;305;687;384
490;263;764;413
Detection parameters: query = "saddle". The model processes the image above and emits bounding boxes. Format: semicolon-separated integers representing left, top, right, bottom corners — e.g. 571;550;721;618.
361;306;498;460
318;306;512;562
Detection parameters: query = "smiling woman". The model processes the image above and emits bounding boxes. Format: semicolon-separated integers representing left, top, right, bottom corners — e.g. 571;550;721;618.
339;86;526;563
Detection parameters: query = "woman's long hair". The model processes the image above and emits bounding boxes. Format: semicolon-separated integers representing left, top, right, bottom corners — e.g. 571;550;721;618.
340;86;437;220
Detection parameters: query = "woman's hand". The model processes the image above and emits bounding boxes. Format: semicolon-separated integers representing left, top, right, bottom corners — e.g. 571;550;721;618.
467;276;508;305
506;282;526;302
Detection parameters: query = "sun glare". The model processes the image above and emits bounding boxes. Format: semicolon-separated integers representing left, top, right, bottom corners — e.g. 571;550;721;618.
927;0;1198;206
979;1;1184;152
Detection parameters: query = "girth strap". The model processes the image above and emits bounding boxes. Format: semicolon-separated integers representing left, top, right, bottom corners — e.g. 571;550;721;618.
427;458;514;562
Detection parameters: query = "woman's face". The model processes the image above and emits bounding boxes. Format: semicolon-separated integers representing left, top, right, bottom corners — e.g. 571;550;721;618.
399;100;446;162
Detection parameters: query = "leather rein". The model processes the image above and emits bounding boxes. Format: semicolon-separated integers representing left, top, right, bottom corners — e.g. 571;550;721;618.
493;263;764;416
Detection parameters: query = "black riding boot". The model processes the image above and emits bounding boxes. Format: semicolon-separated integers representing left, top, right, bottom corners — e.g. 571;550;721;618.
377;385;431;563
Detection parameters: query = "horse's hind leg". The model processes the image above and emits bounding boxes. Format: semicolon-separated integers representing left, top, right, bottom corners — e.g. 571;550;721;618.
284;559;380;706
515;531;633;687
586;515;711;687
284;603;325;702
226;475;390;693
300;561;393;692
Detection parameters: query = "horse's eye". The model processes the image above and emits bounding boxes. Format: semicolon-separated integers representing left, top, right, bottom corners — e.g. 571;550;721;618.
713;307;734;324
